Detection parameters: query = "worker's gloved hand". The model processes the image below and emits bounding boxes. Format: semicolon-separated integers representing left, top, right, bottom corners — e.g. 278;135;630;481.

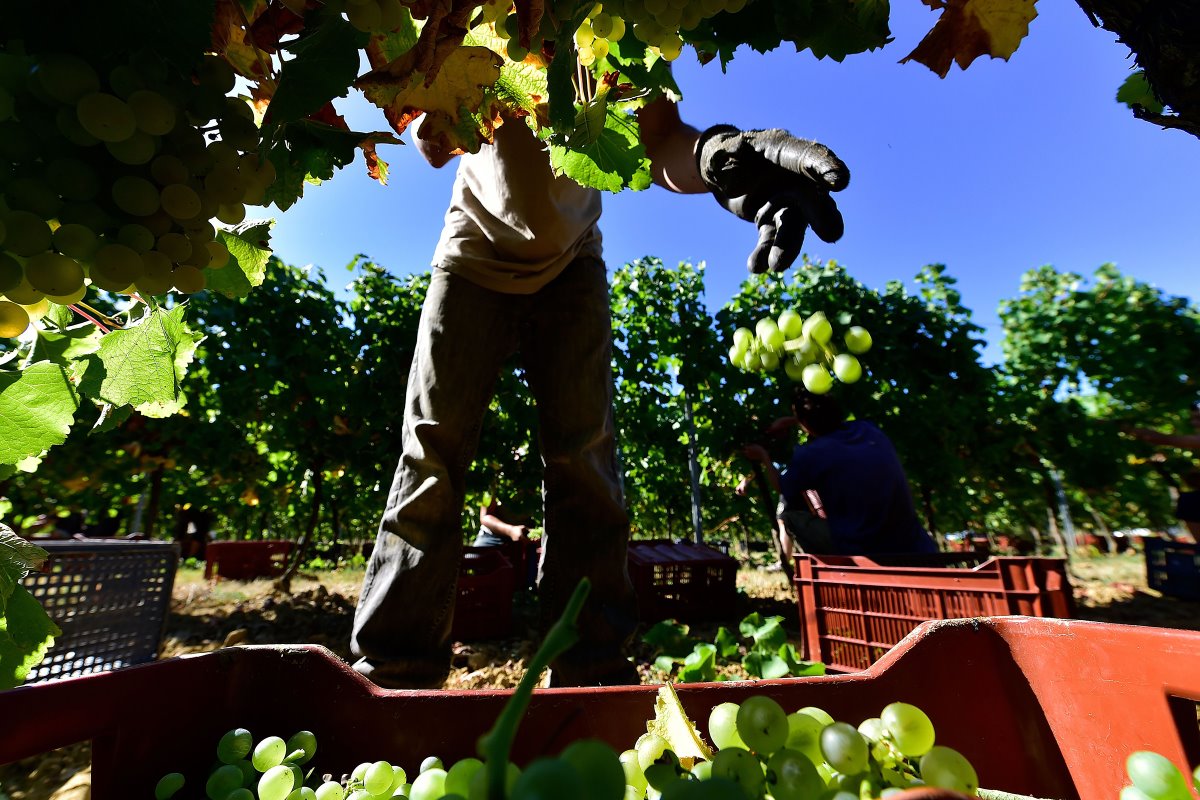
696;125;849;273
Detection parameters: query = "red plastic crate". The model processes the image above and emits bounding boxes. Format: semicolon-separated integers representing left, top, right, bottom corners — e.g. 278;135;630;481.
204;540;295;580
451;547;516;641
2;617;1198;800
627;540;739;622
794;554;1074;672
1144;537;1200;601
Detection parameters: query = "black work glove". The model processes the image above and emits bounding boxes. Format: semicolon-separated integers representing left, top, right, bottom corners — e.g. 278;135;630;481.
696;125;850;274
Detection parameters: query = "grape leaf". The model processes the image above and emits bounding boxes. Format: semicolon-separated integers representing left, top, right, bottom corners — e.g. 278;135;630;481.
212;0;273;80
641;618;696;658
366;9;421;62
799;0;893;62
0;362;79;467
0;583;60;689
901;0;1038;77
547;34;578;133
714;625;740;658
92;403;136;435
248;1;309;54
747;650;790;680
676;643;718;683
208;221;275;299
0;522;59;690
264;108;376;210
548;107;652;192
779;642;826;676
747;615;787;650
267;15;366;125
76;305;205;418
27;319;103;368
466;24;548;112
606;39;681;104
513;0;544;50
0;525;48;596
693;0;891;68
1116;70;1165;114
416;25;547;157
356;45;502;152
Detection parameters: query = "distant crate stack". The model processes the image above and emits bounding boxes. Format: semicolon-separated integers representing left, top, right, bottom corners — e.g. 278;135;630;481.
627;540;739;622
204;540;294;580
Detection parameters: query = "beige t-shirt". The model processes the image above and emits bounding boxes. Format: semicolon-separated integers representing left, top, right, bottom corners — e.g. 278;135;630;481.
431;118;603;295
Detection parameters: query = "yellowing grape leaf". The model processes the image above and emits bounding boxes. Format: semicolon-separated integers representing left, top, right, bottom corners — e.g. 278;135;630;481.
513;0;544;50
356;45;501;150
645;683;713;768
211;0;274;80
901;0;1038;78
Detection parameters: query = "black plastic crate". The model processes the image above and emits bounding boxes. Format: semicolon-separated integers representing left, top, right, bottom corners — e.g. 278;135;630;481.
1145;537;1200;601
21;540;179;682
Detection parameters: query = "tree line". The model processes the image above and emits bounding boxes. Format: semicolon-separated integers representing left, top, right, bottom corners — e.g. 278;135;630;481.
2;257;1196;559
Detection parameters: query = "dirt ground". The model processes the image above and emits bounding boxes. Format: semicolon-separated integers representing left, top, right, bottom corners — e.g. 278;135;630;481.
3;552;1197;799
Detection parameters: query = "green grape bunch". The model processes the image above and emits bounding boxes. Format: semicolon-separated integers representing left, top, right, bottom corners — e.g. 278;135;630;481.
578;0;748;65
164;696;983;800
727;307;873;395
0;47;275;339
1120;750;1200;800
484;0;747;69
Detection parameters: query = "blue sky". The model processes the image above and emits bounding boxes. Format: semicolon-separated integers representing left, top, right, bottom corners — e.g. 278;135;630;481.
265;1;1200;365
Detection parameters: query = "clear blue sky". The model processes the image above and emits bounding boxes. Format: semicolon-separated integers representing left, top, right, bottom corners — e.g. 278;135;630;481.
265;1;1200;365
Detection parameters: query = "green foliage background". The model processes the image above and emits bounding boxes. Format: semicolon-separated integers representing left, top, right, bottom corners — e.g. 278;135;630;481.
2;257;1196;556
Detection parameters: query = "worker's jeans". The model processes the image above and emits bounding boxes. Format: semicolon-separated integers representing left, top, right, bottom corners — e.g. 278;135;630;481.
351;257;638;687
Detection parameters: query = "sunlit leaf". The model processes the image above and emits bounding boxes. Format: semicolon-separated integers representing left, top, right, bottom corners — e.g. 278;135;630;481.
0;363;79;467
902;0;1037;77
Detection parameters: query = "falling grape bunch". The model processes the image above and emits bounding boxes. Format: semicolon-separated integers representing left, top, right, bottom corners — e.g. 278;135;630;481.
0;47;274;339
156;695;988;800
728;309;874;395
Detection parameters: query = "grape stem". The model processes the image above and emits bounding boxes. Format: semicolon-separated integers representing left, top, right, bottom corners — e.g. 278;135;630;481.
477;577;590;799
69;304;112;334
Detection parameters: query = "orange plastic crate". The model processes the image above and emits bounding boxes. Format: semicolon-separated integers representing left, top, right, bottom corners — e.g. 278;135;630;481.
2;617;1197;800
451;547;516;641
627;540;739;622
204;540;294;580
793;554;1074;672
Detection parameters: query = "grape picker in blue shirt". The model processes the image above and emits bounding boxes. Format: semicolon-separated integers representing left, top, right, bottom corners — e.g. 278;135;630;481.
743;389;937;556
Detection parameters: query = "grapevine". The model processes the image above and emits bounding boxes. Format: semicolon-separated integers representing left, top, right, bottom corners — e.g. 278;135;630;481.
0;0;1047;472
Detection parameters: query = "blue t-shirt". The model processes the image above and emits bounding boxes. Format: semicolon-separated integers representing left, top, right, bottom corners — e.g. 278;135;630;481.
778;420;936;556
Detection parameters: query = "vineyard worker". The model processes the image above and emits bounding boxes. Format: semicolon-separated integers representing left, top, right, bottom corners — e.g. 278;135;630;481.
1122;400;1200;453
1121;400;1200;540
350;97;850;689
743;389;936;558
473;495;542;590
473;496;533;548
